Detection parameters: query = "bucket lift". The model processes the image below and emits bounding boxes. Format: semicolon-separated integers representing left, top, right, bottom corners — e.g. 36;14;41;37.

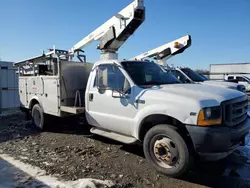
15;0;145;66
132;35;191;66
69;0;145;60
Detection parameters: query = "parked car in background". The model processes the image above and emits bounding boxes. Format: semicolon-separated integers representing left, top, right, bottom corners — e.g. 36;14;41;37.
225;75;250;92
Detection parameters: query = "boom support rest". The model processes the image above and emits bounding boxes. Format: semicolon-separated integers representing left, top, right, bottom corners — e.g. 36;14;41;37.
132;35;191;65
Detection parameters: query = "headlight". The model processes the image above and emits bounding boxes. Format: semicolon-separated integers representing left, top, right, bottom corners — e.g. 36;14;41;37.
237;85;246;93
197;106;222;126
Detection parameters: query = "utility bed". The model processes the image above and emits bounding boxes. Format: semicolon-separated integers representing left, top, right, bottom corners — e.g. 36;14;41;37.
15;51;93;117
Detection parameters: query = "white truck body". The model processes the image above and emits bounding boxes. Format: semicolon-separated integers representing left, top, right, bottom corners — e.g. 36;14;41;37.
14;0;250;178
18;60;93;117
16;56;250;177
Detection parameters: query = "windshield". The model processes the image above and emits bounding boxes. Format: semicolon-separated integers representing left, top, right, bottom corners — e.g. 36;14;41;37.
243;76;250;82
121;61;180;86
181;68;205;82
199;74;209;80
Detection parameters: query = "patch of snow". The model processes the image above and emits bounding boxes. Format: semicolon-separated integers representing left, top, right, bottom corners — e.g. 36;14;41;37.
69;179;114;188
0;154;114;188
19;156;29;160
42;162;52;166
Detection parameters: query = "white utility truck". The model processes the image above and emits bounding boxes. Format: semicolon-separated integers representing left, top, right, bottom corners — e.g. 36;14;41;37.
132;35;246;93
15;0;250;177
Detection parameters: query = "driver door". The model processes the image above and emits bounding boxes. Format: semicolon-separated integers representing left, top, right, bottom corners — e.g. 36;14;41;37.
86;64;137;136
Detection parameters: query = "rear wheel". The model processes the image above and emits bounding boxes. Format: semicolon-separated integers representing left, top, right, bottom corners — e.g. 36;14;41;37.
143;124;190;177
31;104;45;130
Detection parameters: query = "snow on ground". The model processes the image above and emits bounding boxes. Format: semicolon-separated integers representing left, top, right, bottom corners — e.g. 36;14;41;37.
0;154;114;188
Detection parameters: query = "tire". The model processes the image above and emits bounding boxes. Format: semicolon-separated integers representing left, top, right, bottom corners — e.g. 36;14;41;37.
31;104;45;130
143;124;190;177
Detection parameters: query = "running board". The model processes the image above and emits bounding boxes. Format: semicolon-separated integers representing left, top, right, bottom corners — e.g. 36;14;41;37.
90;128;137;144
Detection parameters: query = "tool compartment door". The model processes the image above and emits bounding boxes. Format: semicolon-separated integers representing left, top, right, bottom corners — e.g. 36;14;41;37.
42;77;59;114
19;77;27;107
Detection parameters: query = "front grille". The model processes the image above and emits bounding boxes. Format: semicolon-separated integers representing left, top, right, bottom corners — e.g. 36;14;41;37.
222;95;248;126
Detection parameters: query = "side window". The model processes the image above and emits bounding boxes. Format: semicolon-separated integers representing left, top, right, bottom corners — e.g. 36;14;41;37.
236;76;246;82
227;76;234;80
95;64;131;93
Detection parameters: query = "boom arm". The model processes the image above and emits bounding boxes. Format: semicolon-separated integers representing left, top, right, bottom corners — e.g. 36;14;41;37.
69;0;145;55
132;35;191;65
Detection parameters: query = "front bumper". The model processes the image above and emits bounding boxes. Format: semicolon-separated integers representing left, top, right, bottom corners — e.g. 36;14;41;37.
186;117;250;161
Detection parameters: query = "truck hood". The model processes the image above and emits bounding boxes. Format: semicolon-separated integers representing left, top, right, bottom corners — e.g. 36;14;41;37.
201;80;239;88
141;84;245;108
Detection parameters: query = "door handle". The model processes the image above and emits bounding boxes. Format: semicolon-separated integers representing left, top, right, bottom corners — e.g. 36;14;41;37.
89;93;94;101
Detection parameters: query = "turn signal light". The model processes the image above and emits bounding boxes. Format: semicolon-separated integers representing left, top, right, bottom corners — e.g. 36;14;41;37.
197;110;222;126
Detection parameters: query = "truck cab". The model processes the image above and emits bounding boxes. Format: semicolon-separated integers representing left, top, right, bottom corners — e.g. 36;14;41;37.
87;60;250;177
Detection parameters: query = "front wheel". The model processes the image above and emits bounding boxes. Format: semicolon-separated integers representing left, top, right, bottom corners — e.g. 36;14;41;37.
143;124;191;177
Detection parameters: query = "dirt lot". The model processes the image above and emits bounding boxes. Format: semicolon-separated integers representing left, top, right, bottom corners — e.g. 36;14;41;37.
0;112;250;188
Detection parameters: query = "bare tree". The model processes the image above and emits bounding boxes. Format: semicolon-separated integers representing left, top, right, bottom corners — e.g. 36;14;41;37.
195;69;209;75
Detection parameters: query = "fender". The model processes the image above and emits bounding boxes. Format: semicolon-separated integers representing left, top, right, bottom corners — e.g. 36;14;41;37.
28;96;44;112
132;104;198;139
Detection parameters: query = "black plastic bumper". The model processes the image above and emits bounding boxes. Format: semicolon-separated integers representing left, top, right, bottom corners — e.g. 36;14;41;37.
186;118;250;161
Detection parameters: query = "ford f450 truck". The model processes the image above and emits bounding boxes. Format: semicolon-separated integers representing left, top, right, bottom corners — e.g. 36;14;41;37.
16;54;250;177
15;0;250;177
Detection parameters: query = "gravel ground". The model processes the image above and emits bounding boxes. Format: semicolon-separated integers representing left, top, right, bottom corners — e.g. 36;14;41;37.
0;112;250;188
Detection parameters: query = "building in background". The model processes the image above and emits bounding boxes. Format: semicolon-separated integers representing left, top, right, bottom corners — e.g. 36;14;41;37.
0;61;19;114
210;63;250;80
